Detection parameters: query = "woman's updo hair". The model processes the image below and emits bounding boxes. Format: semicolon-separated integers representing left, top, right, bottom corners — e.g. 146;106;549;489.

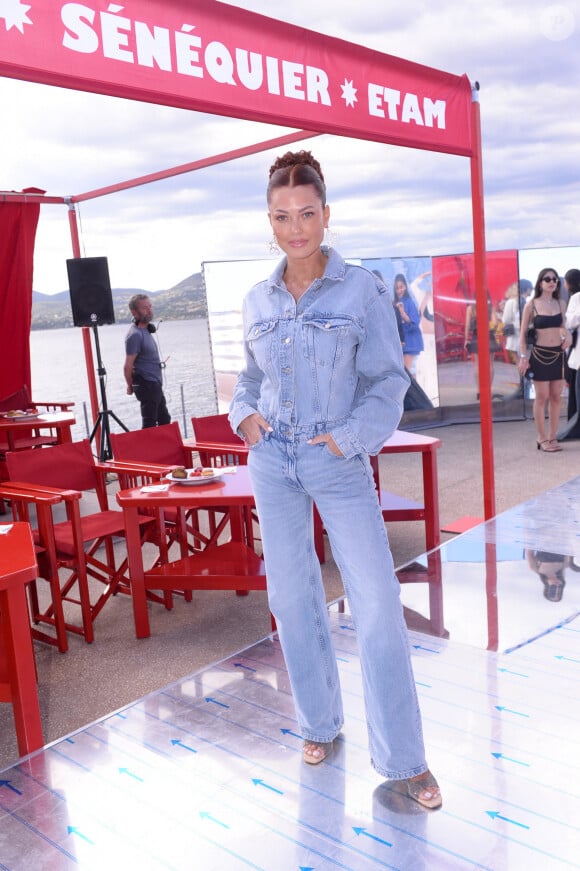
267;150;326;206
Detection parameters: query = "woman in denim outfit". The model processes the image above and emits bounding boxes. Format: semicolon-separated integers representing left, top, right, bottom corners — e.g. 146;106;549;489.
229;151;441;809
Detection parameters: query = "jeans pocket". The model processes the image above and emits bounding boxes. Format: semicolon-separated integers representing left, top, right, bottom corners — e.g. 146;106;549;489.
249;434;270;451
322;442;345;459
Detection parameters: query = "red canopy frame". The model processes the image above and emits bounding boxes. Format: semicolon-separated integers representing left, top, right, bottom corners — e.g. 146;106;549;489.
0;0;494;518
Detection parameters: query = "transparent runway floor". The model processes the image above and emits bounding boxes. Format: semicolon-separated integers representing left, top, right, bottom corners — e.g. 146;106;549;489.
1;478;580;870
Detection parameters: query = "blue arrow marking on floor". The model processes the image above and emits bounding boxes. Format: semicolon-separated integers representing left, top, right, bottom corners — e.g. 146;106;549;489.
491;752;530;767
486;810;530;830
555;655;580;663
234;662;256;672
495;705;529;717
252;778;284;795
280;728;302;740
339;624;355;631
353;827;393;847
412;644;440;654
64;737;75;743
118;767;144;782
115;712;127;719
199;811;230;829
416;680;432;688
67;825;95;844
336;656;349;662
0;779;22;795
171;739;197;753
300;867;315;870
205;696;230;708
498;667;528;677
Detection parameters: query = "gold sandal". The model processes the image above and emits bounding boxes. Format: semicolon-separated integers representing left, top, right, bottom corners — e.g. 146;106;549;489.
405;770;442;809
303;741;333;765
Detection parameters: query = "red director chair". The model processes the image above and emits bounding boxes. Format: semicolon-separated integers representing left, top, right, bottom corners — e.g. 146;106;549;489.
108;423;212;554
190;413;258;550
5;439;156;645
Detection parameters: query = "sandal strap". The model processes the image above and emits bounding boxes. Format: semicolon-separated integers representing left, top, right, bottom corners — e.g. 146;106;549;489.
406;770;441;807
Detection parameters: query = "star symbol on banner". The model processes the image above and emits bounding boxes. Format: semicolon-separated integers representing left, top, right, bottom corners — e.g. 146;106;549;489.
0;0;32;33
340;79;358;108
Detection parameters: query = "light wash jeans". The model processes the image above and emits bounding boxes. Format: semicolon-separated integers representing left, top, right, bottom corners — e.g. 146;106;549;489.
248;425;427;779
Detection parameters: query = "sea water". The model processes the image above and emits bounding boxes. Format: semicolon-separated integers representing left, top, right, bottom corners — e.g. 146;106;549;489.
29;319;218;442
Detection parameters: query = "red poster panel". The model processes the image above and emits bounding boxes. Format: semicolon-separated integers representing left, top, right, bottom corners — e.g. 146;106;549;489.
433;250;519;363
0;1;473;156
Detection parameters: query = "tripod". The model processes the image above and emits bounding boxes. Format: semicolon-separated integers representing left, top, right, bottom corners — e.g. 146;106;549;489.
88;319;128;461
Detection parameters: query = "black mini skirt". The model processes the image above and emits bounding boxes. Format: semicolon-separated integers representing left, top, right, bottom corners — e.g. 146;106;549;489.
529;345;565;382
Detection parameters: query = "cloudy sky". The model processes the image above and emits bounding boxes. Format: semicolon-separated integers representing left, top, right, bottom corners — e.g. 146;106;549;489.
2;0;579;294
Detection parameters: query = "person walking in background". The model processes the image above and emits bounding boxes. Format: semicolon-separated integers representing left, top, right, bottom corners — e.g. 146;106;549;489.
464;295;499;400
123;294;170;428
229;150;441;809
393;273;424;373
557;268;580;441
502;279;533;365
518;268;572;451
502;279;533;400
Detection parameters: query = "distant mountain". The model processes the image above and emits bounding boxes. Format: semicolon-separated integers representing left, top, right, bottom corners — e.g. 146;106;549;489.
31;273;207;330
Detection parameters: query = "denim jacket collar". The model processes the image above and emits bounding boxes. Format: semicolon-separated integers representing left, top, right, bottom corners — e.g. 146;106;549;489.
266;246;346;294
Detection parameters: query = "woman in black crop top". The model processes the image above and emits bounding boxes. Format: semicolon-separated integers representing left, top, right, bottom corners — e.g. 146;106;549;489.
518;268;572;451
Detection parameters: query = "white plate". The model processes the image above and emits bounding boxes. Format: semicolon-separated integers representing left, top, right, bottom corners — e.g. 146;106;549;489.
1;412;40;421
164;468;225;486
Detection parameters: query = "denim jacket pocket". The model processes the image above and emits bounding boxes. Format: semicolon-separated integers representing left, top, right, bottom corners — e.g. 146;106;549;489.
247;319;278;378
301;315;356;367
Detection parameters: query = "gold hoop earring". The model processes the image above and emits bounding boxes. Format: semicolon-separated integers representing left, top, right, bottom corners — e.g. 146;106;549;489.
269;236;280;255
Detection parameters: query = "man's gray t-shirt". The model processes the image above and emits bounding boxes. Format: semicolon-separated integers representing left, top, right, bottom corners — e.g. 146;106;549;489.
125;325;162;383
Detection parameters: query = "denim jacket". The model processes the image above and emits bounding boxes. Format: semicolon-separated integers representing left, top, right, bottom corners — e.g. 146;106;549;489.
229;248;409;458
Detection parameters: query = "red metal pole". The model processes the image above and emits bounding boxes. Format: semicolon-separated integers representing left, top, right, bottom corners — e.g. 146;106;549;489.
72;130;321;203
66;200;100;429
470;84;496;520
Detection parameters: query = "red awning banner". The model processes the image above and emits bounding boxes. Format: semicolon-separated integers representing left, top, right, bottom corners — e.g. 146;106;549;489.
0;0;473;156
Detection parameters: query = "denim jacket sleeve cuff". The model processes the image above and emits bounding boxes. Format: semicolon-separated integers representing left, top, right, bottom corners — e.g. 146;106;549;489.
331;423;365;459
228;404;257;437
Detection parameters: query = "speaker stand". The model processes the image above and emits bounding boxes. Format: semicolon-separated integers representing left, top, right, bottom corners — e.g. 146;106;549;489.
88;321;128;461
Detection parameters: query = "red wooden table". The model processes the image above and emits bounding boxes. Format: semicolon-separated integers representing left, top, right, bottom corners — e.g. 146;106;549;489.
116;466;265;639
0;411;76;452
0;522;44;756
371;429;442;552
193;428;442;556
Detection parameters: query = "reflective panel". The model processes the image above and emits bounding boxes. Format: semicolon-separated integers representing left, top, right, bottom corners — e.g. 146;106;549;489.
1;478;579;868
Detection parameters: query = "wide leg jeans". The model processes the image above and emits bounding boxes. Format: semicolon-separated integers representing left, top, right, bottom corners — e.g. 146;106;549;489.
248;430;427;779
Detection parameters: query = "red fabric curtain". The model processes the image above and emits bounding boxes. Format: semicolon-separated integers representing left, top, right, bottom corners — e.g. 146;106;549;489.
0;191;42;402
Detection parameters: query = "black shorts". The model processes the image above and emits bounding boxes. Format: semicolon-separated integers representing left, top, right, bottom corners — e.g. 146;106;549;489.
528;345;565;382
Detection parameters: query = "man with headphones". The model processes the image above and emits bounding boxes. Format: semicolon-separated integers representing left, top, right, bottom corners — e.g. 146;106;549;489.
123;294;170;428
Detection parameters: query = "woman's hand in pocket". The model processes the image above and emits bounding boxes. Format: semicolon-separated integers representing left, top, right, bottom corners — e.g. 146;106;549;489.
238;413;272;446
308;433;343;456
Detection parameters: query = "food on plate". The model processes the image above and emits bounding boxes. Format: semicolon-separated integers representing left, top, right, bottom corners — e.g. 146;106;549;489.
171;467;188;479
191;467;215;477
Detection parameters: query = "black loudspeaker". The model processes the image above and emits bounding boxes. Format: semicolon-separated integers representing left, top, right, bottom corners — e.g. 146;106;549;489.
67;257;115;327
